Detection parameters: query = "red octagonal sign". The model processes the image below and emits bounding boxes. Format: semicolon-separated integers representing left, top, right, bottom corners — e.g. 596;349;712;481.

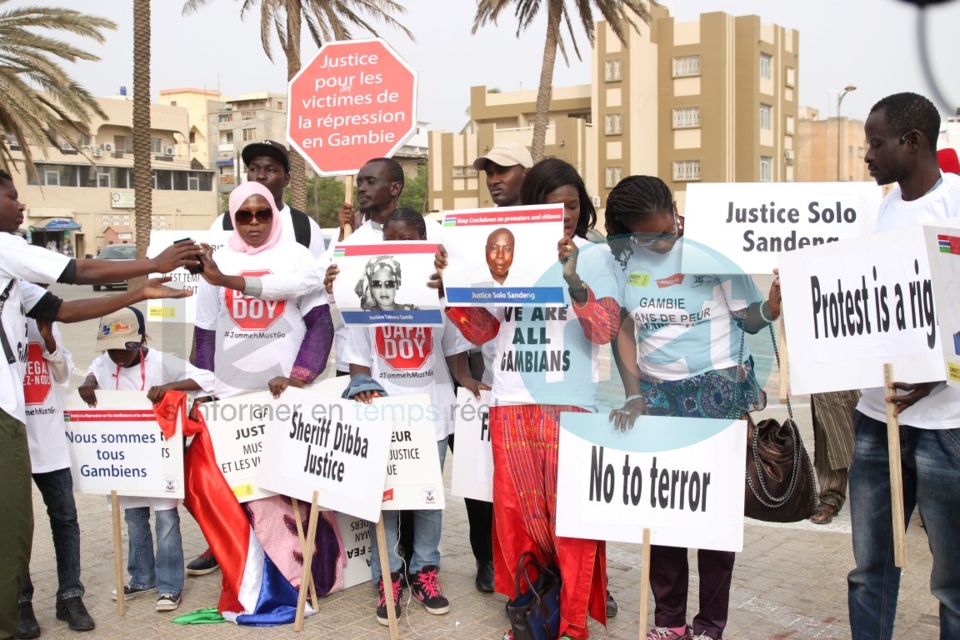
288;38;418;176
24;342;52;406
225;270;287;331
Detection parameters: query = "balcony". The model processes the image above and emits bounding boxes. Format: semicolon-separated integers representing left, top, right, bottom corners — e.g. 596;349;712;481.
218;143;234;153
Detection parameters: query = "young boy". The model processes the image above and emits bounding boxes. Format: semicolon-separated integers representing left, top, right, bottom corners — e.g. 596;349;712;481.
78;307;215;612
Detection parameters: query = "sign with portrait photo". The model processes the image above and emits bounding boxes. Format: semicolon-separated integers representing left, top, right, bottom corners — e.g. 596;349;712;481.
441;204;566;306
331;241;442;326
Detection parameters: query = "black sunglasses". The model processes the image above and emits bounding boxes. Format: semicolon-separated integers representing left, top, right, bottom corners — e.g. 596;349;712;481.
235;208;273;225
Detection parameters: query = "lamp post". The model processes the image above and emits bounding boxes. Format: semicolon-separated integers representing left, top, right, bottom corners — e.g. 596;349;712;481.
837;85;857;180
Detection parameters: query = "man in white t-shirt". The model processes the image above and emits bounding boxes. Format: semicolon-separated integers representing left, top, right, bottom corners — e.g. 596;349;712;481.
846;92;960;640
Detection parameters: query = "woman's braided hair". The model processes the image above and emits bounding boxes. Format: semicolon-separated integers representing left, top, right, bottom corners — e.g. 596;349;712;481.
604;175;673;269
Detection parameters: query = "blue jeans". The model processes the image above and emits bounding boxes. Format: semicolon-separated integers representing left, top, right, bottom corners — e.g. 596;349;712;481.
370;439;447;582
21;467;84;603
125;507;184;596
848;412;960;640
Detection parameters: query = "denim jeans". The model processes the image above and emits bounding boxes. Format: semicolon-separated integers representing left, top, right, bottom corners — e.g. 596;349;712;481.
21;467;84;603
370;439;447;582
125;507;184;596
848;412;960;640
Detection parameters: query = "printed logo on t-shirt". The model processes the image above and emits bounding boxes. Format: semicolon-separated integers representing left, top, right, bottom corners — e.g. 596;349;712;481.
24;342;52;406
656;273;685;288
224;270;287;331
627;272;651;287
375;326;433;371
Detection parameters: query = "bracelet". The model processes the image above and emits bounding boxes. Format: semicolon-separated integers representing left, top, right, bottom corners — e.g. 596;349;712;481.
758;301;775;324
568;281;588;296
625;394;644;404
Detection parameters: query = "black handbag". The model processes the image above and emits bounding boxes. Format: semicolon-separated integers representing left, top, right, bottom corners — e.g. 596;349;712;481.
743;325;817;522
506;552;562;640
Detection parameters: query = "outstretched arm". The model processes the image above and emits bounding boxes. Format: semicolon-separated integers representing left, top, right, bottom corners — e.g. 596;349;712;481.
70;241;202;285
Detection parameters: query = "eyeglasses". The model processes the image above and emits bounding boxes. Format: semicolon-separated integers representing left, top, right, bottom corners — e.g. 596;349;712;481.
235;208;273;225
633;210;679;247
370;280;397;289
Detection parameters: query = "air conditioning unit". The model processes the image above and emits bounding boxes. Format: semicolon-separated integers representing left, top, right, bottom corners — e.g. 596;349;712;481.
784;149;795;165
163;145;176;156
102;142;115;153
60;142;73;151
93;149;102;158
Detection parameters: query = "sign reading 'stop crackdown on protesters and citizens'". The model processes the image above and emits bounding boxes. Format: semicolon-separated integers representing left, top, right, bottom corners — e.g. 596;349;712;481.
287;38;418;175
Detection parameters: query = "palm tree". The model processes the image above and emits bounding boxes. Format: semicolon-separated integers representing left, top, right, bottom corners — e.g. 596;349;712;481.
182;0;414;212
132;0;152;274
473;0;651;162
0;2;115;178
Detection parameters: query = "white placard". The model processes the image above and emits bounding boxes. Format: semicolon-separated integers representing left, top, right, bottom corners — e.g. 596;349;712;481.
198;391;276;503
779;225;943;395
556;413;745;551
450;388;492;502
335;512;372;589
259;386;390;522
682;182;881;275
923;223;960;388
331;241;442;325
62;390;184;498
146;229;230;323
440;205;566;306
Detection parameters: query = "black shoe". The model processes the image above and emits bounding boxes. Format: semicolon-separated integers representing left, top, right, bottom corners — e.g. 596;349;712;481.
606;590;618;619
475;560;494;593
186;548;219;576
17;601;41;639
56;596;95;631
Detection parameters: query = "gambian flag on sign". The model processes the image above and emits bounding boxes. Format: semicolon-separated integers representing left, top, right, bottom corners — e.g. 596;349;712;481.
937;234;960;254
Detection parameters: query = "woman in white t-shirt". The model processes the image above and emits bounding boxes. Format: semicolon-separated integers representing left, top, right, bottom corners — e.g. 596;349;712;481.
605;176;781;640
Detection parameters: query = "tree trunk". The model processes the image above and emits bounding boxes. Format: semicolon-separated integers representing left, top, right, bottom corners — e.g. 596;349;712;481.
531;0;562;163
285;0;308;212
131;0;152;290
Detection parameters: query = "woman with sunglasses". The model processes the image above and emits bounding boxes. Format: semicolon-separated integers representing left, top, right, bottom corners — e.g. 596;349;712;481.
605;175;781;640
355;255;419;312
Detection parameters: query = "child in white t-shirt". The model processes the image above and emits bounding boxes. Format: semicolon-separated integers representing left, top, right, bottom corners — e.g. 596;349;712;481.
78;307;215;613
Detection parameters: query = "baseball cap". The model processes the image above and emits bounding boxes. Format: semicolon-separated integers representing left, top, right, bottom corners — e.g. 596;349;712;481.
96;307;146;351
473;142;534;171
242;140;290;172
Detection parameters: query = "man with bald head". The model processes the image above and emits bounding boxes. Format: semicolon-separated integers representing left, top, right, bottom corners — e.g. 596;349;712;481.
485;228;515;285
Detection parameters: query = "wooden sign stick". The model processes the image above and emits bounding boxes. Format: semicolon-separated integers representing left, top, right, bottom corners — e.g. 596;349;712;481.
637;528;652;640
375;513;400;640
294;492;321;632
290;497;319;607
343;175;354;238
777;313;791;404
883;363;907;568
111;491;126;617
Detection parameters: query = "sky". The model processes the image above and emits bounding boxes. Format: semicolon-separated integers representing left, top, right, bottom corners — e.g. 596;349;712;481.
11;0;960;133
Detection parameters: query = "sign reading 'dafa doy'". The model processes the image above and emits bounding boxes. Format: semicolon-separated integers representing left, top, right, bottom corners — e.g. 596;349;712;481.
287;38;417;176
556;413;746;552
682;182;881;274
778;224;943;395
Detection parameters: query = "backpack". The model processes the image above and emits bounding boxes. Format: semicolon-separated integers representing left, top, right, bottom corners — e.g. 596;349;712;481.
222;206;311;249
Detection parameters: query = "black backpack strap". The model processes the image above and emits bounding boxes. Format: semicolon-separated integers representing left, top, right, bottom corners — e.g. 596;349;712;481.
289;207;311;249
221;211;233;231
0;279;18;364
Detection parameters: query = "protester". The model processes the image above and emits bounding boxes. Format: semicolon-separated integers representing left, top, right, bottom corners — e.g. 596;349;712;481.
442;158;620;639
0;169;199;640
847;92;960;640
78;307;216;612
809;391;860;524
341;208;483;624
606;175;781;640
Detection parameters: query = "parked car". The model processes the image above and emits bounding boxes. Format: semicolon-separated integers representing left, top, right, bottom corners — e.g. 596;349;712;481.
92;244;137;291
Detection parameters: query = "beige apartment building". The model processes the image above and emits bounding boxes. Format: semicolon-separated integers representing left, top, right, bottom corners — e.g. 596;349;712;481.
795;106;870;182
210;92;288;193
158;88;224;170
6;96;218;257
428;7;800;225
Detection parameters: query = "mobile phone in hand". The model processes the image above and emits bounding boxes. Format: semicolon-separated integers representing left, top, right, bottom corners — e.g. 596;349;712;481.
174;238;205;275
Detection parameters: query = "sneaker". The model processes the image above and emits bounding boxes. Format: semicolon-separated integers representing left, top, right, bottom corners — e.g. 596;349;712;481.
55;595;96;631
647;627;692;640
409;565;450;615
155;594;181;612
186;548;219;576
16;602;41;639
111;585;157;601
376;571;403;626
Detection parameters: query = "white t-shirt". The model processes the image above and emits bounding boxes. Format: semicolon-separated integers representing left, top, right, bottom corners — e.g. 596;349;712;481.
857;172;960;429
24;319;73;473
195;242;326;397
87;348;216;510
342;315;471;440
210;203;325;258
0;235;70;423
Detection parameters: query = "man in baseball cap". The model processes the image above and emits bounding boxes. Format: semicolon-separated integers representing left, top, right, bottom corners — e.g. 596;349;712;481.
472;141;533;207
241;139;290;173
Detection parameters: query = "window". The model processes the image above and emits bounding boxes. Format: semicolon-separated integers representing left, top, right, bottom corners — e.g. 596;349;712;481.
760;156;772;182
673;107;701;129
604;113;622;135
44;168;59;186
277;101;283;111
188;173;200;191
760;104;772;130
604;166;622;188
189;131;196;144
219;113;233;123
604;59;622;82
79;133;92;148
673;160;701;182
242;111;255;121
151;137;162;153
114;135;134;152
242;128;257;142
98;170;111;188
760;54;772;80
220;131;233;144
672;55;700;77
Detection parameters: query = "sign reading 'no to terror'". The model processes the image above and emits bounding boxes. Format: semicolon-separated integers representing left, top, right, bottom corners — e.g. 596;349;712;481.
287;38;418;176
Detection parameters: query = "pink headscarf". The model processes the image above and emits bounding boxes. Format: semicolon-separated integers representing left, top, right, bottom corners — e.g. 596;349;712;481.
227;182;283;255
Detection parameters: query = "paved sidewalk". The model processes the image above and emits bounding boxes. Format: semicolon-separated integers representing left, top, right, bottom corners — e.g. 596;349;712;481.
22;286;942;639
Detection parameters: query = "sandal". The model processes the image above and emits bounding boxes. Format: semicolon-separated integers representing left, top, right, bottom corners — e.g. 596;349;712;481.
810;502;838;525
